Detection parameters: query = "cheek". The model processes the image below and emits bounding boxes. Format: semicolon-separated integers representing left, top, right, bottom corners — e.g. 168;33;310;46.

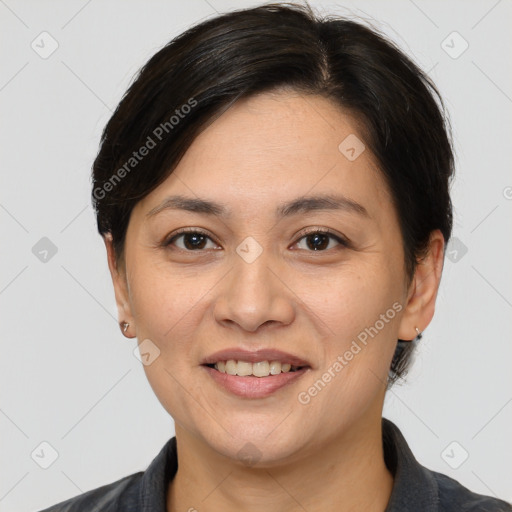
308;262;402;342
126;263;214;422
128;260;214;342
299;263;402;397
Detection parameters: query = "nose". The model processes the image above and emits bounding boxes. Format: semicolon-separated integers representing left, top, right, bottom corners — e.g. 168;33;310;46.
213;250;295;333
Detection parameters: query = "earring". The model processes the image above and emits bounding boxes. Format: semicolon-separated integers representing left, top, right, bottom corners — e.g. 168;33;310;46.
415;327;422;340
122;322;129;333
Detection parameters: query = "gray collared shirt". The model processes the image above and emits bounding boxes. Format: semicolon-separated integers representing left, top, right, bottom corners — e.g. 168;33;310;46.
37;418;512;511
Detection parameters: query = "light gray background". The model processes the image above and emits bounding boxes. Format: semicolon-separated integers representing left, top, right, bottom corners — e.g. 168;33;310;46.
1;0;511;510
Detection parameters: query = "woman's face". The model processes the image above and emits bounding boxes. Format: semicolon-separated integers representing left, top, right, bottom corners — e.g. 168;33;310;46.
111;91;425;465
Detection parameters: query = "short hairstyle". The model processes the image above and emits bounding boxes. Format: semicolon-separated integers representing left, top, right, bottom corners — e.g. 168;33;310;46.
91;2;454;384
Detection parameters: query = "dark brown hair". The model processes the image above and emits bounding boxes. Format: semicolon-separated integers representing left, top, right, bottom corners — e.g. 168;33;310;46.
91;2;454;384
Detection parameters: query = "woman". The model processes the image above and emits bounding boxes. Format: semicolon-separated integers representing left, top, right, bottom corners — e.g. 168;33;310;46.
39;3;511;511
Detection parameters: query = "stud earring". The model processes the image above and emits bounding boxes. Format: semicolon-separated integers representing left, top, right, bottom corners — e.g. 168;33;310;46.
415;327;422;340
122;322;129;333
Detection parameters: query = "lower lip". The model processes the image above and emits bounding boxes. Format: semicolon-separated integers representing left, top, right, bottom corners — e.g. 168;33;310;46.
202;365;309;399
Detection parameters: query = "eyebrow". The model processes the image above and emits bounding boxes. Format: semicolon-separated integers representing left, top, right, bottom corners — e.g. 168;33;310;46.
146;193;369;219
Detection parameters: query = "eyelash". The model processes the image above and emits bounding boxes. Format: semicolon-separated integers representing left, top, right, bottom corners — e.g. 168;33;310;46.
163;227;349;252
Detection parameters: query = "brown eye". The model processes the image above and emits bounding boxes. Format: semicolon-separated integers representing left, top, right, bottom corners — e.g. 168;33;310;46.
294;229;348;252
165;229;218;251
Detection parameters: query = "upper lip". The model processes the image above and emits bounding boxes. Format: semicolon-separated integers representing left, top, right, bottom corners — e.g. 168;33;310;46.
201;348;311;367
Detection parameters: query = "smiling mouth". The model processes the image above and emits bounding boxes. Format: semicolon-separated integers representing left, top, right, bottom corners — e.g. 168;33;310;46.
204;360;307;378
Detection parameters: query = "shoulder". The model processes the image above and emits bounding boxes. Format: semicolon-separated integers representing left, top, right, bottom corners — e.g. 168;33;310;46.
35;435;177;511
35;471;143;511
381;418;511;511
430;469;512;512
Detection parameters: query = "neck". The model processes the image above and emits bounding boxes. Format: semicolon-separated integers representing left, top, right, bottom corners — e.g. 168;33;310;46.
167;412;393;512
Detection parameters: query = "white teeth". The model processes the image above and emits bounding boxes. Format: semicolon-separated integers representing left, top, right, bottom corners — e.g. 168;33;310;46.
213;359;300;377
236;361;253;376
225;360;237;375
269;361;281;375
252;361;270;377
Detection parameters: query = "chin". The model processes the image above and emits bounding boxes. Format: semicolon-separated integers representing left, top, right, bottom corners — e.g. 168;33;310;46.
195;416;313;468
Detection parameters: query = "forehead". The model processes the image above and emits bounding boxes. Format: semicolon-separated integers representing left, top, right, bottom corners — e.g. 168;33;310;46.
136;91;393;221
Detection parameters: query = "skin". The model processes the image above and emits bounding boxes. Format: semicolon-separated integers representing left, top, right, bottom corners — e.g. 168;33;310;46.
104;90;445;511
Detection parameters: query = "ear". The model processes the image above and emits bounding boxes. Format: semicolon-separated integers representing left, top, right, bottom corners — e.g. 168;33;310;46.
103;233;136;338
398;230;445;341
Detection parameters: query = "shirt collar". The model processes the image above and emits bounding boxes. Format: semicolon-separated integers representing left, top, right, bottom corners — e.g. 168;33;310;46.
137;418;439;511
382;417;438;511
139;436;177;511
